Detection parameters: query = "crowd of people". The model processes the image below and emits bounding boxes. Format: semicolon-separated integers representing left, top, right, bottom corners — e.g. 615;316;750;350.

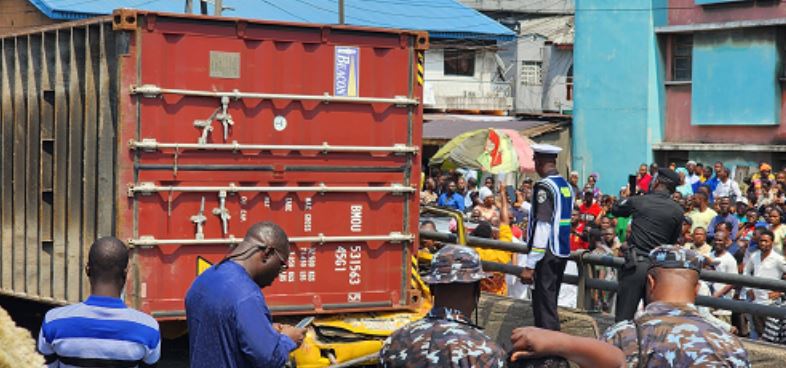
421;160;786;344
11;159;783;367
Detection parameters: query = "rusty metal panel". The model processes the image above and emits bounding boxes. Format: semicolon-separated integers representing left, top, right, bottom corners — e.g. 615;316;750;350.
80;25;99;299
0;18;119;304
25;34;41;296
65;27;85;302
12;36;27;294
0;39;13;291
39;31;55;299
51;29;68;301
96;23;118;238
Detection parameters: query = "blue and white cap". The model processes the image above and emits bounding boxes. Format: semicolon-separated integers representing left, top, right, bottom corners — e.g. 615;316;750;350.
532;143;562;156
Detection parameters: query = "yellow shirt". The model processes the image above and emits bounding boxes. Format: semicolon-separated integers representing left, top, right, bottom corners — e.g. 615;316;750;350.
475;224;513;296
689;208;717;232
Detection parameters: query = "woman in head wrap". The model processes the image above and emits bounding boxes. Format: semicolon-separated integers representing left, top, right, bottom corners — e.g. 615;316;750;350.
675;167;694;197
472;186;501;226
751;162;777;193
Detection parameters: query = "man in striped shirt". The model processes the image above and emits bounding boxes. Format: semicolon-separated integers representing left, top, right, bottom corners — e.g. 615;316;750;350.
37;237;161;367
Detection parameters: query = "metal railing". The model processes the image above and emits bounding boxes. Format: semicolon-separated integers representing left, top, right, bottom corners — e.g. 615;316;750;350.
419;230;786;319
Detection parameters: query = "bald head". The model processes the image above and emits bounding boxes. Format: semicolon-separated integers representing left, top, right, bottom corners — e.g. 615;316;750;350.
241;222;289;253
87;237;129;283
646;267;700;304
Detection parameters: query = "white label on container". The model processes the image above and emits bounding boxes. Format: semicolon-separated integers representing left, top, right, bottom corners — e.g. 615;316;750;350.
335;246;348;272
350;205;363;233
285;197;293;212
348;292;361;303
349;245;362;286
273;116;287;131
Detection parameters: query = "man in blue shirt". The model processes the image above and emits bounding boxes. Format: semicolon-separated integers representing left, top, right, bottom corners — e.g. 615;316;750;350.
437;180;465;211
708;196;740;240
38;237;161;367
186;222;305;368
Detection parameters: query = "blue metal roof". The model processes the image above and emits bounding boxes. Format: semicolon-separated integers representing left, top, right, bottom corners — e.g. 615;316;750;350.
27;0;515;41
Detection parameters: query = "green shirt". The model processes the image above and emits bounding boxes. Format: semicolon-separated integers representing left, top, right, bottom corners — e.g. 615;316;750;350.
615;216;630;243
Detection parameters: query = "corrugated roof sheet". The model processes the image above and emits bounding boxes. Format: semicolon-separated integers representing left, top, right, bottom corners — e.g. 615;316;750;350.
27;0;515;41
519;15;574;45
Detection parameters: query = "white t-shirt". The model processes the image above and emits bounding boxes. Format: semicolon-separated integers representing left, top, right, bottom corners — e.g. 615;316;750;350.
713;179;741;200
710;250;739;299
744;250;786;304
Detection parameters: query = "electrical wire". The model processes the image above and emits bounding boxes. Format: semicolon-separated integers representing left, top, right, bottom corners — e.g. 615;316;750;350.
257;0;310;22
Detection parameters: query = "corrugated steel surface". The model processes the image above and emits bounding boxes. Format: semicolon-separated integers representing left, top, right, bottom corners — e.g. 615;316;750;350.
26;0;516;41
0;10;426;318
0;17;121;304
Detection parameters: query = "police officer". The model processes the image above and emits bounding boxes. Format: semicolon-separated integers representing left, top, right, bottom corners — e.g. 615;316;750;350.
380;245;506;368
520;144;574;331
612;168;683;322
601;245;750;367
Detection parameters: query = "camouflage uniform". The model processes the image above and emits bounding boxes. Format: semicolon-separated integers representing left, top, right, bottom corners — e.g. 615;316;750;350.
601;245;750;367
379;245;506;368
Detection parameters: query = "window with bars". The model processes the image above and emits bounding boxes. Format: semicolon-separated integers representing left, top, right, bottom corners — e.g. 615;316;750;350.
672;35;693;81
520;61;543;85
443;49;476;77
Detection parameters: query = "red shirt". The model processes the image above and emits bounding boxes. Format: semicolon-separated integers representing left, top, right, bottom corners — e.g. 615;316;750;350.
573;202;601;251
637;173;652;193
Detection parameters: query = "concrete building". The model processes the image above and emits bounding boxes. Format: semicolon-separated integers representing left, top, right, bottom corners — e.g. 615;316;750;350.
460;0;575;116
422;40;514;113
516;16;574;115
574;0;786;193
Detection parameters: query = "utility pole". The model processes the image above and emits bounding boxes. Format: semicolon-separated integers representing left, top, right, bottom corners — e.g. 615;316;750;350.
185;0;193;13
215;0;222;16
339;0;345;25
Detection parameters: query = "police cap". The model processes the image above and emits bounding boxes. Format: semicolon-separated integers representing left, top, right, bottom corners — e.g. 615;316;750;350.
648;245;706;273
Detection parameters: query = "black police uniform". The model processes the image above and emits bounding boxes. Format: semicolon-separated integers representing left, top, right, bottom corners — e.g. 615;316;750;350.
611;175;683;322
530;169;568;331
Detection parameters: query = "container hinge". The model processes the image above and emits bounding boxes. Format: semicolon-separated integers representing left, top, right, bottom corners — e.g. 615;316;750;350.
388;232;408;244
212;190;231;236
391;183;406;195
134;235;157;249
393;143;417;155
393;95;413;107
191;196;208;240
138;138;158;152
130;182;156;196
131;84;162;98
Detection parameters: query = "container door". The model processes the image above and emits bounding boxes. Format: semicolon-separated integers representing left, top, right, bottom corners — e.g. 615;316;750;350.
122;16;422;318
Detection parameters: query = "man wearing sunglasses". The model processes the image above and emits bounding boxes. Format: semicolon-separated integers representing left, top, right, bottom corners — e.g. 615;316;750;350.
186;221;306;368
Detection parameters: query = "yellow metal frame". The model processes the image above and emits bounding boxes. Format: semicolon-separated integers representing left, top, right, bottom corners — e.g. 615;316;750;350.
290;206;466;367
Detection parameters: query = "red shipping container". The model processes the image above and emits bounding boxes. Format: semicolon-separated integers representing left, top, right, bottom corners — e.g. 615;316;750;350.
0;10;427;320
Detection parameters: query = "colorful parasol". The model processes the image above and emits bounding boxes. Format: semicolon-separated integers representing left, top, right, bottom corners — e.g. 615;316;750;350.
429;128;536;174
